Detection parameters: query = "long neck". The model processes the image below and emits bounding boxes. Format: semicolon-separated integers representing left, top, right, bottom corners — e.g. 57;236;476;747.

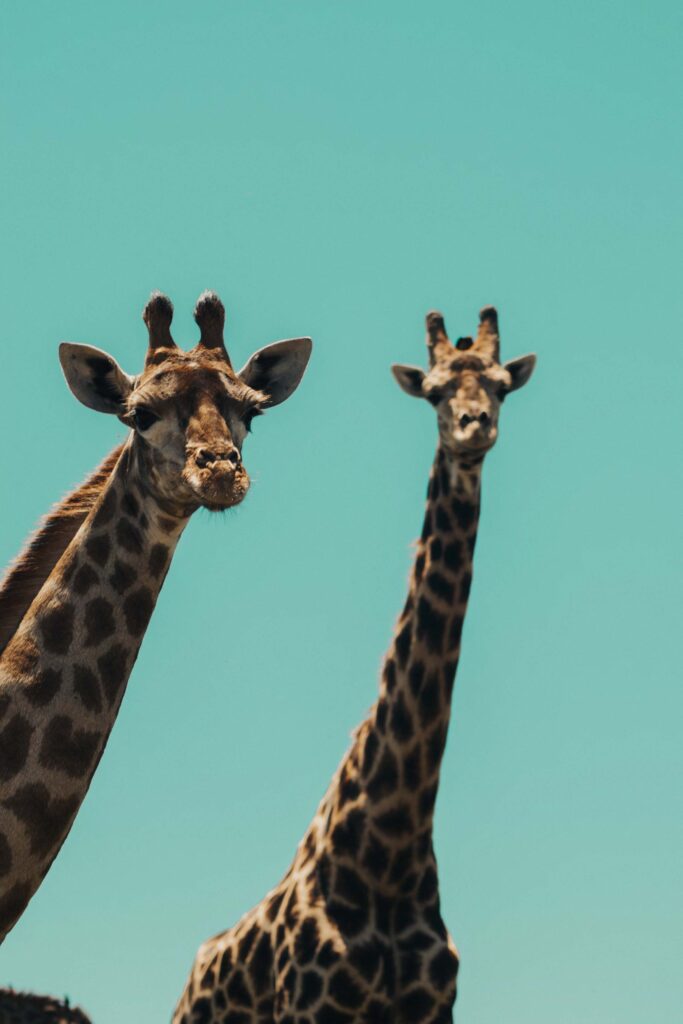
0;441;189;941
0;446;123;657
312;445;482;893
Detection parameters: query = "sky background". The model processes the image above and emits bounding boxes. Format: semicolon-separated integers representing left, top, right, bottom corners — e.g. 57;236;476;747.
1;2;681;1021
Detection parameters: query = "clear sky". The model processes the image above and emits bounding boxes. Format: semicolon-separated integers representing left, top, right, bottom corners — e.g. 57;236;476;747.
1;2;681;1021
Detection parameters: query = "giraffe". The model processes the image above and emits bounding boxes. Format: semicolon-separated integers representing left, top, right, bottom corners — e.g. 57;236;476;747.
173;305;536;1024
0;290;312;944
0;989;92;1023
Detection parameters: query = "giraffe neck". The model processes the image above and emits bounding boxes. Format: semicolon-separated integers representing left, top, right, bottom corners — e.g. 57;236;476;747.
0;446;122;658
0;439;189;941
312;445;482;894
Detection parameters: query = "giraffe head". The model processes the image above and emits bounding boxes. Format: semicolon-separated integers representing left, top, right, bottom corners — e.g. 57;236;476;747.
392;306;536;460
59;292;311;514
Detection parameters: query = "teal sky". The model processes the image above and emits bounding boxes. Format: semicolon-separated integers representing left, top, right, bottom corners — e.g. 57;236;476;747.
1;2;681;1021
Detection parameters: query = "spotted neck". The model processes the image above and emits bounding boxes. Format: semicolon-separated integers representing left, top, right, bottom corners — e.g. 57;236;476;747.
0;446;122;658
0;439;189;941
313;446;482;892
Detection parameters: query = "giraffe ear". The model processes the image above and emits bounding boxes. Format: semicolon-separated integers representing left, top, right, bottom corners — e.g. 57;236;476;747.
503;353;537;393
238;337;312;408
391;363;426;398
59;343;134;414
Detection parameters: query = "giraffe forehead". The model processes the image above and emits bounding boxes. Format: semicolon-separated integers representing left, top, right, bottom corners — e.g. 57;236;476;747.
134;362;257;406
425;357;507;392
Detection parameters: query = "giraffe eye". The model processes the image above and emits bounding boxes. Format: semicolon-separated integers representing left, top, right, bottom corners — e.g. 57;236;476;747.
496;386;508;403
426;391;442;407
132;407;159;432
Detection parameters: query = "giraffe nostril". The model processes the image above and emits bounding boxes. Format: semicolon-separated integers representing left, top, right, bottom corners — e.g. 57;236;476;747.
479;411;490;426
196;446;240;468
195;447;215;467
459;414;472;429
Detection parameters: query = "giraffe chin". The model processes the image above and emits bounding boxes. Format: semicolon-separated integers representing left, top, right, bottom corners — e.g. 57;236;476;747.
445;439;496;461
451;429;498;458
184;468;250;512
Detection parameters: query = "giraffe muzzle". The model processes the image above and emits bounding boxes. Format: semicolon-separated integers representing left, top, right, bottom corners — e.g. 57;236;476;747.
194;445;241;469
183;454;250;511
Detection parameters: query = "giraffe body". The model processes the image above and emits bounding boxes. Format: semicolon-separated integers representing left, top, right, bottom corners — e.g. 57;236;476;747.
174;306;536;1023
0;291;312;943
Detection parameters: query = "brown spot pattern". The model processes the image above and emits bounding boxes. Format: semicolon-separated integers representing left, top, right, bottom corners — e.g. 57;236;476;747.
4;783;79;858
85;533;111;568
0;832;11;877
109;558;137;595
122;492;140;518
97;644;128;706
84;597;116;647
116;518;143;555
93;488;117;527
73;563;99;595
0;714;33;782
73;665;103;714
149;543;169;579
123;587;154;638
39;602;74;655
0;881;31;937
25;668;62;707
39;716;100;778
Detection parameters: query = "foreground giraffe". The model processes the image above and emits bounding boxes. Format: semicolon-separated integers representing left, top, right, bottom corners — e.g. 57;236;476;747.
174;305;536;1023
0;291;312;944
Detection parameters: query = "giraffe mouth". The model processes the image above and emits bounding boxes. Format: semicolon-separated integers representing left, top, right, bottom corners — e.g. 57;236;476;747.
184;465;251;511
452;425;497;455
462;439;494;453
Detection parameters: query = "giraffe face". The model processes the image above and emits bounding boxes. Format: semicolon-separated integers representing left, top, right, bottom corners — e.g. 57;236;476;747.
59;292;312;514
421;356;511;456
392;306;536;460
123;356;258;512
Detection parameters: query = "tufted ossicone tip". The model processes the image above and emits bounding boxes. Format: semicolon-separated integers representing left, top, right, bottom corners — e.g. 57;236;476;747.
143;291;177;360
478;305;498;329
194;290;229;358
425;309;452;366
476;305;500;360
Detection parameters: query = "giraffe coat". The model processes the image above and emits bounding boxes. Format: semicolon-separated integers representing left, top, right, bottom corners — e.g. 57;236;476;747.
0;290;312;950
174;305;536;1024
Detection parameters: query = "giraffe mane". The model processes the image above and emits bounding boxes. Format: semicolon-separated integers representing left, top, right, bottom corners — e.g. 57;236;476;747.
0;444;124;657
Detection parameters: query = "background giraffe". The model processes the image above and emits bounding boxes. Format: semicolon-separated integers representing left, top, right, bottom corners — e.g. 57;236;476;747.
0;989;92;1024
0;290;312;945
174;305;536;1023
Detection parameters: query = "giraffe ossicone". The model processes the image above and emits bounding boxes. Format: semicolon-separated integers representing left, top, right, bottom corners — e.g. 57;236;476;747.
0;291;312;946
174;305;536;1023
